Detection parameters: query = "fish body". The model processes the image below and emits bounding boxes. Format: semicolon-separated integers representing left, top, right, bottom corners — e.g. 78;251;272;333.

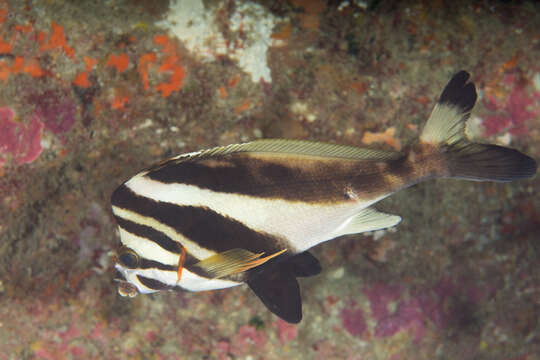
111;71;537;323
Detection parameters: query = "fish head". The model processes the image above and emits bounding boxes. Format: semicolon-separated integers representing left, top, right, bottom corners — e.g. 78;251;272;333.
113;246;160;297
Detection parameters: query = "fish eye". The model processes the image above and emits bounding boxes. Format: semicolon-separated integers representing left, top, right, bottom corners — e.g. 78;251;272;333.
118;248;139;268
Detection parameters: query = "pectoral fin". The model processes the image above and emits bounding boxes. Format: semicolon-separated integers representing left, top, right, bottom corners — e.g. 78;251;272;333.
335;207;401;237
193;248;287;279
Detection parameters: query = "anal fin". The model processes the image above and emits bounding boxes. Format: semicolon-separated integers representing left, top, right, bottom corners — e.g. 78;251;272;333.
288;251;321;277
334;207;401;237
248;267;302;323
246;251;321;323
193;248;287;279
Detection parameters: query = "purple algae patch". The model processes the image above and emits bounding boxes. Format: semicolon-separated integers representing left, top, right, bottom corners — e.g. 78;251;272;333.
374;298;426;344
416;290;447;329
341;305;367;337
28;89;76;140
483;74;539;136
0;107;17;157
482;114;511;136
0;107;44;166
363;283;402;320
504;86;537;135
363;281;458;344
363;276;492;344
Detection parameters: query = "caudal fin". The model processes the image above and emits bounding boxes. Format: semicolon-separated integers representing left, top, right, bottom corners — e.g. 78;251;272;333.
444;142;537;182
420;71;537;182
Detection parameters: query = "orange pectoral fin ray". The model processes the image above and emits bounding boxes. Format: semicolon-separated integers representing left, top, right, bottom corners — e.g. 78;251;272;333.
236;249;288;273
193;248;287;279
176;246;187;283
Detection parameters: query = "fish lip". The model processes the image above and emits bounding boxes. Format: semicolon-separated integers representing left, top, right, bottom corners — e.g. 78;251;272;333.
114;263;140;297
115;263;163;295
114;263;135;285
114;263;128;278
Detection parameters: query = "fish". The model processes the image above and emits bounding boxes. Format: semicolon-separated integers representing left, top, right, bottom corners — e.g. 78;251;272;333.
111;71;537;323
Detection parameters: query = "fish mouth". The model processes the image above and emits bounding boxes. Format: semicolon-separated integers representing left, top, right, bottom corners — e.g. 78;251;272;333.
114;264;139;297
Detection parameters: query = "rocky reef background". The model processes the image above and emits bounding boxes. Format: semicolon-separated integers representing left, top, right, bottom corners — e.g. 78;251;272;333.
0;1;539;359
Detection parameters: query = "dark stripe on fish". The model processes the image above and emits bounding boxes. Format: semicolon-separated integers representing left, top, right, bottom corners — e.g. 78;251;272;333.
112;184;286;256
137;257;215;281
139;257;212;279
137;275;172;290
137;257;219;281
145;154;396;202
114;216;183;255
114;215;209;276
138;258;177;271
387;154;428;181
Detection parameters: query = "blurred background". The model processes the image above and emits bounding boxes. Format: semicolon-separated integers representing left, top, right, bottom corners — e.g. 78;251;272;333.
0;0;538;359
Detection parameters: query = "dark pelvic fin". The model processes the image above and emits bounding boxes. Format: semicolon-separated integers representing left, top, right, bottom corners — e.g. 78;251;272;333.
288;251;322;277
248;268;302;323
247;251;321;323
419;70;538;182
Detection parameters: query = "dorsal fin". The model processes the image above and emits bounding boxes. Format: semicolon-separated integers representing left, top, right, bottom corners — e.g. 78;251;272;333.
167;139;402;164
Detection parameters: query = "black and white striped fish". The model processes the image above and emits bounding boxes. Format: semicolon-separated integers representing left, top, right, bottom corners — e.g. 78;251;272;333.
111;71;537;323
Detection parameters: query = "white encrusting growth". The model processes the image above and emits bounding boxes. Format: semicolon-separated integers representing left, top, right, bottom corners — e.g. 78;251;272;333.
228;2;277;83
157;0;279;83
156;0;227;60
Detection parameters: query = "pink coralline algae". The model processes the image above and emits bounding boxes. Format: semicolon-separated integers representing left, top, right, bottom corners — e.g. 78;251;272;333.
229;324;267;356
0;107;44;166
273;319;298;343
483;74;539;136
363;283;401;320
373;298;426;344
32;322;85;360
360;276;500;344
362;280;457;344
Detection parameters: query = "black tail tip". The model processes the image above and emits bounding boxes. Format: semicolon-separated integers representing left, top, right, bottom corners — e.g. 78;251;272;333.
438;70;477;113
